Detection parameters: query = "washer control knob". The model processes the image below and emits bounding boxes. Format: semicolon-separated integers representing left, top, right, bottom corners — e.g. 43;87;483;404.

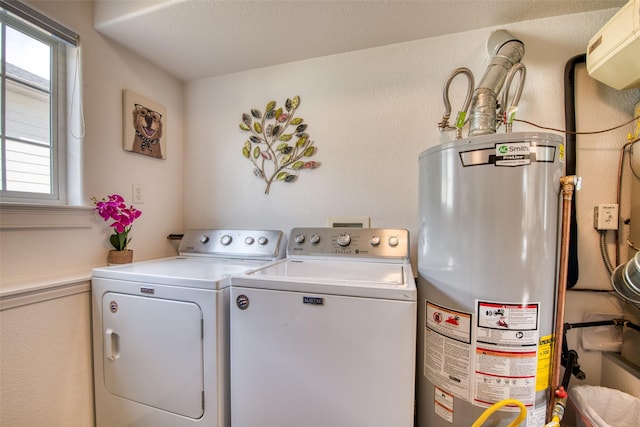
245;236;255;245
220;234;233;246
258;236;268;245
370;236;381;246
294;234;305;244
388;236;399;247
337;233;351;247
199;235;210;244
309;234;320;244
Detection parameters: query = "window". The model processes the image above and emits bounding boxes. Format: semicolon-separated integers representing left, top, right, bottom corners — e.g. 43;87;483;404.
0;0;80;204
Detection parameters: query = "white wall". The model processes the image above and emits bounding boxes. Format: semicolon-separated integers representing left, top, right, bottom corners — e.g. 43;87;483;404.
0;1;184;426
185;7;639;386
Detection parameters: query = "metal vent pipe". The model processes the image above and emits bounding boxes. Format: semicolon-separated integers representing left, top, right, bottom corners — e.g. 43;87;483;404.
468;30;525;136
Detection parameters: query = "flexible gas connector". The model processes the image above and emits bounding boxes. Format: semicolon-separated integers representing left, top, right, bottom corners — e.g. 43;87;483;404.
438;67;474;138
544;387;568;426
471;398;528;427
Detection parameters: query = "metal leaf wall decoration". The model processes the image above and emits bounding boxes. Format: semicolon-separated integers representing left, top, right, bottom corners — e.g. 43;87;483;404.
239;96;320;194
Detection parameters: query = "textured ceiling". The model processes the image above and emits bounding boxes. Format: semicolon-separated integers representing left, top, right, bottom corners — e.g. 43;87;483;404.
93;0;625;82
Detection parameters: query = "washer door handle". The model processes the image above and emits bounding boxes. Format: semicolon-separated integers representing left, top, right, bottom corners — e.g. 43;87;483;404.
105;328;120;361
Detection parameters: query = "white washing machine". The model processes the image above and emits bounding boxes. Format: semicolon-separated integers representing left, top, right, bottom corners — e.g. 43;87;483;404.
91;229;284;427
230;227;417;427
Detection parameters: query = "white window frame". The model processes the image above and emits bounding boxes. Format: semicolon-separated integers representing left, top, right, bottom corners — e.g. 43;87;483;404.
0;0;80;205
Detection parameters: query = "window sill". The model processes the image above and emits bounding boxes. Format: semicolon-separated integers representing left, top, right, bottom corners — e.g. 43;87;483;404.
0;203;94;230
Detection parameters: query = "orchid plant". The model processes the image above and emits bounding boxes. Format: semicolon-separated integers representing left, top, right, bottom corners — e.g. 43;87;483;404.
92;194;142;251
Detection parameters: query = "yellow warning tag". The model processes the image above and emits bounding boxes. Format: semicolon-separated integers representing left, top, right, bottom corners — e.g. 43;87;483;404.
536;335;553;392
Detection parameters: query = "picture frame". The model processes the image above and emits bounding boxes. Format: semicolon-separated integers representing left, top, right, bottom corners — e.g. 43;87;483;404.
122;89;167;159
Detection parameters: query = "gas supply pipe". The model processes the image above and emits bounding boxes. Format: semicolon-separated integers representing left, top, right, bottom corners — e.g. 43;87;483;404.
471;399;528;427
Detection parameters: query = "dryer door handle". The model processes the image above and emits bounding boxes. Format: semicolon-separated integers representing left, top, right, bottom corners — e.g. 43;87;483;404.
105;328;120;361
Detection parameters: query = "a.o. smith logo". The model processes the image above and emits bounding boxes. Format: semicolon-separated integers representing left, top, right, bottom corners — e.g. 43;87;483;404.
497;144;529;155
495;142;531;167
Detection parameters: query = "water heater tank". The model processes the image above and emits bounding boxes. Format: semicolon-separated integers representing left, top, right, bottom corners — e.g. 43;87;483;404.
417;132;564;426
586;0;640;90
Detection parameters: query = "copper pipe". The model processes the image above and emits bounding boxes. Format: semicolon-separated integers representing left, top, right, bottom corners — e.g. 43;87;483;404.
547;175;581;422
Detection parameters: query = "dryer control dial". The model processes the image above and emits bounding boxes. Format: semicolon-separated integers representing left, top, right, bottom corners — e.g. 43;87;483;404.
199;235;210;244
294;234;305;244
337;233;351;247
258;236;268;245
309;234;321;244
388;236;399;247
245;237;255;245
220;235;233;246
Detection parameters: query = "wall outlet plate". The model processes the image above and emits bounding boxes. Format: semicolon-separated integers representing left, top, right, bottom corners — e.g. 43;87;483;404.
132;184;144;204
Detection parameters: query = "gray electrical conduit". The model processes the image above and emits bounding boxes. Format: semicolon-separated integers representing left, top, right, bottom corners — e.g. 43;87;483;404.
600;230;615;275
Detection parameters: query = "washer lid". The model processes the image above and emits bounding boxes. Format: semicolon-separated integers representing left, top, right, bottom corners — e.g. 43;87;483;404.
235;258;416;301
92;256;273;289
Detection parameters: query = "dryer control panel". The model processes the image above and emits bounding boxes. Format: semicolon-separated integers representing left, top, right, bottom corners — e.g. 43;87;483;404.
179;229;284;259
288;227;409;260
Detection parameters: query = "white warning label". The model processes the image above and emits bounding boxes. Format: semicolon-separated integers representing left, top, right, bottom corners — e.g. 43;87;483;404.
473;300;540;409
434;385;454;423
425;301;473;401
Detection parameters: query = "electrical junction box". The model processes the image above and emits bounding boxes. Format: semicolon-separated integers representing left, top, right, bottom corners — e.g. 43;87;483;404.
594;204;620;230
586;0;640;90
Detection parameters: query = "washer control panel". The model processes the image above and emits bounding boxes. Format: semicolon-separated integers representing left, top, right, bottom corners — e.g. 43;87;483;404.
178;229;284;259
288;227;409;260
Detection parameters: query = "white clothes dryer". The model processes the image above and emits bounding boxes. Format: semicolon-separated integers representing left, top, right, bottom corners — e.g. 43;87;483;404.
91;229;284;427
230;227;417;427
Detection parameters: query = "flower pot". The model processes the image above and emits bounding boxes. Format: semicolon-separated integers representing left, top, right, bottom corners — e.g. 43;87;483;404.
107;249;133;265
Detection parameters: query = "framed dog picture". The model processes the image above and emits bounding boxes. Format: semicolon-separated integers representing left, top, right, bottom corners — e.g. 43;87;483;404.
122;89;167;159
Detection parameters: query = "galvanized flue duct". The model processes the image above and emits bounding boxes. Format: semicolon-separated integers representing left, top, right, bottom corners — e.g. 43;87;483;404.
468;30;525;136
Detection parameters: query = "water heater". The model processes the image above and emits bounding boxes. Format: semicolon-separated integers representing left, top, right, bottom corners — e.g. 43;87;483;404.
416;131;564;426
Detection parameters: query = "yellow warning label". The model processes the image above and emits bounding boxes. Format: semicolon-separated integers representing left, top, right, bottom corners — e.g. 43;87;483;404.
536;334;553;392
559;144;565;163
